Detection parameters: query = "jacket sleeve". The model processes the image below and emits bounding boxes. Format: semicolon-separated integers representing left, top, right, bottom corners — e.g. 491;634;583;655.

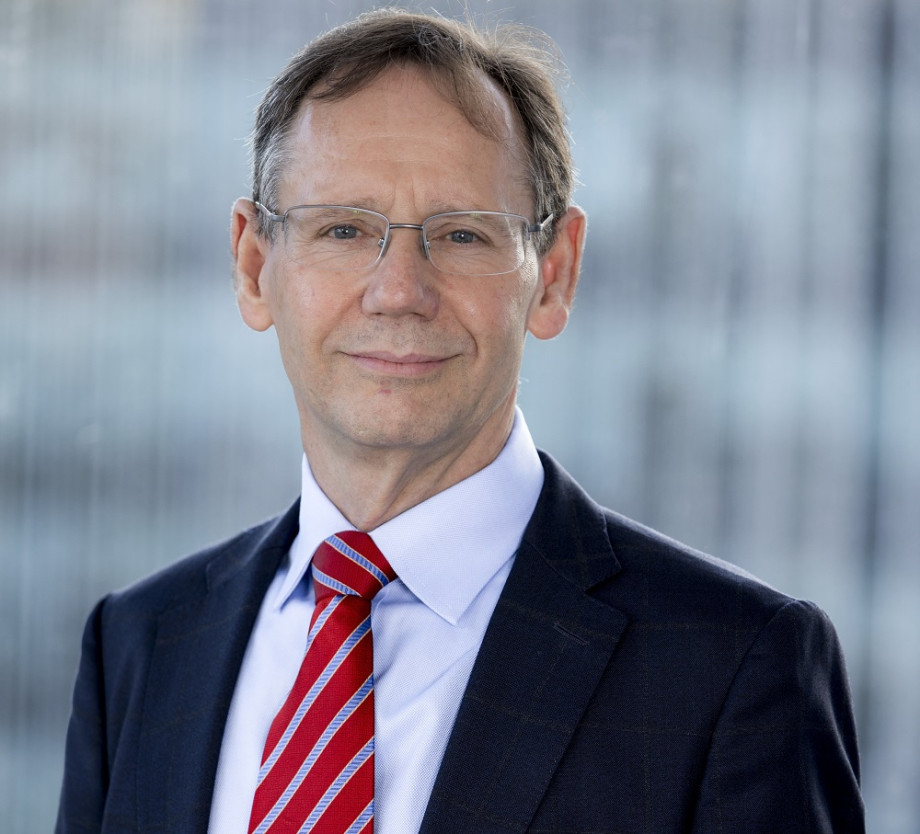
56;598;109;833
691;599;864;833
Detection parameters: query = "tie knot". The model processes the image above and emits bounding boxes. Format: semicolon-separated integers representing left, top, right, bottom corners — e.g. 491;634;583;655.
311;531;396;603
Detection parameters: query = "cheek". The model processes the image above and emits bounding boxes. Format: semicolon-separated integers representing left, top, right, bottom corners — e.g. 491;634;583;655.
483;273;541;337
269;272;338;348
460;285;535;364
272;265;315;310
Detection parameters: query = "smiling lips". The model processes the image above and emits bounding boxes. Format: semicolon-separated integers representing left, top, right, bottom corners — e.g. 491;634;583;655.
347;350;455;378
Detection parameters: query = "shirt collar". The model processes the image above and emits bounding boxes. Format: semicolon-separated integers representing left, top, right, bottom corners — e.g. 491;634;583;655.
277;407;544;625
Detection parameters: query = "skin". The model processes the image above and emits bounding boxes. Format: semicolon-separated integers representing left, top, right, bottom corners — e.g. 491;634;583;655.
232;65;586;530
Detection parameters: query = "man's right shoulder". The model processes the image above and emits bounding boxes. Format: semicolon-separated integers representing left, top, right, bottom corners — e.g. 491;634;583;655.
100;500;300;624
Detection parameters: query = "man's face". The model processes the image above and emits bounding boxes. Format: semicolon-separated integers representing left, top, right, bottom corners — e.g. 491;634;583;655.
235;65;580;473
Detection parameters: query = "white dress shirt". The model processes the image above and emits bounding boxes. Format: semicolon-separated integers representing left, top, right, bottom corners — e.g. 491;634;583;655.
208;408;544;834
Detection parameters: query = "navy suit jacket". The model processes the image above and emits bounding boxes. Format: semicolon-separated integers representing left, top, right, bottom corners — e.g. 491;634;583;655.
57;453;864;832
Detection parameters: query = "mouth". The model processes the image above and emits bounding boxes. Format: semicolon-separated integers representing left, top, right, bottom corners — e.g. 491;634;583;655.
345;350;455;378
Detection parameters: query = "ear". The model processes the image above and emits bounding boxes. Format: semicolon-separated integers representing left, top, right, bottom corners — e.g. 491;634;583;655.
231;197;275;332
526;206;587;340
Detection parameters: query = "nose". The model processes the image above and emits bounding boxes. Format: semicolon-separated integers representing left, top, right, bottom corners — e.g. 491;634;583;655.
361;226;439;319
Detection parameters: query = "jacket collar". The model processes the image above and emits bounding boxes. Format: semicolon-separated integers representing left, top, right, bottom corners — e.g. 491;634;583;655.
136;502;300;832
420;452;627;833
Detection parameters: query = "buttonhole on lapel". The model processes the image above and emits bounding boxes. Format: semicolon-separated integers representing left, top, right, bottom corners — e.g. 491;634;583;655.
553;621;589;646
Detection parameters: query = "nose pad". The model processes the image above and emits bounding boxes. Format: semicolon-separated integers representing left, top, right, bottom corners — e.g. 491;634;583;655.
416;229;431;261
363;225;440;319
379;225;431;267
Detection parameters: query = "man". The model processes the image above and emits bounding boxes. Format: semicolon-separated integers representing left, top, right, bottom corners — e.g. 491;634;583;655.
57;9;864;833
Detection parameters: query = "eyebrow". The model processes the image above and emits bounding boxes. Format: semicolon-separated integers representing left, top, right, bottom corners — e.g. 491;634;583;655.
288;198;518;216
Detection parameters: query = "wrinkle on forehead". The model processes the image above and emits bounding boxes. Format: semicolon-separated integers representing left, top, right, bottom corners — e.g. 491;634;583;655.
284;64;533;209
315;60;520;144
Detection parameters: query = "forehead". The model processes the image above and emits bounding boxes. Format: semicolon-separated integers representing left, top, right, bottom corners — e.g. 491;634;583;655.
278;65;532;212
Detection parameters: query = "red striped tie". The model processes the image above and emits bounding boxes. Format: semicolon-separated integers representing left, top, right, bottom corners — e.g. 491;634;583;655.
248;531;396;834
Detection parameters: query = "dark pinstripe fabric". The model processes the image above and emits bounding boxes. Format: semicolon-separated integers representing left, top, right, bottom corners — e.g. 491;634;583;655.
57;453;863;833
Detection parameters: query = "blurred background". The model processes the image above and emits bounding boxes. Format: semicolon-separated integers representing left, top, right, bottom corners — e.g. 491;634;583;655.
1;0;917;830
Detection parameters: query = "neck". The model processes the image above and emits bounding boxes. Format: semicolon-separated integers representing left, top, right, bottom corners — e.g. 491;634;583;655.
302;409;515;531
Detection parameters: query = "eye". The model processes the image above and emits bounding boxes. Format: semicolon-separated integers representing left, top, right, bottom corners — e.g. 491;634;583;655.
426;218;493;247
445;228;481;245
328;224;361;240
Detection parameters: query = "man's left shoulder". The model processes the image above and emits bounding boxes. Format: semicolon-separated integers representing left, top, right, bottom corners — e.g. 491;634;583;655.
534;451;820;629
601;503;829;630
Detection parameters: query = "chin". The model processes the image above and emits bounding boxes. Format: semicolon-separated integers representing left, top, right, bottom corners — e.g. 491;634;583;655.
346;413;448;451
303;386;510;457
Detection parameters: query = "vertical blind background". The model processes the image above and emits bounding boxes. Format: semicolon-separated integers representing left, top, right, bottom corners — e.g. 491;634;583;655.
1;0;918;831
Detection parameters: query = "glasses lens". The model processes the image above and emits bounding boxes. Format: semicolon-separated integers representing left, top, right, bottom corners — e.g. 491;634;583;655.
282;206;388;270
423;212;526;276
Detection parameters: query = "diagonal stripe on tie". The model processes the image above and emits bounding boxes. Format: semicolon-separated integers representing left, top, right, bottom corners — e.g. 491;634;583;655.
299;738;375;831
257;611;371;782
324;535;392;587
252;685;374;833
252;622;374;822
249;532;396;834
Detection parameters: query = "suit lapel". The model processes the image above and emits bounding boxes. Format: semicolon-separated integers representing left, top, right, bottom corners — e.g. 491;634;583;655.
420;454;628;834
135;502;300;833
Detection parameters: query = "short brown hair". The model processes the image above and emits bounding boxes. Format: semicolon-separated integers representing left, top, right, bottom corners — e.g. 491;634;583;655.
250;8;574;253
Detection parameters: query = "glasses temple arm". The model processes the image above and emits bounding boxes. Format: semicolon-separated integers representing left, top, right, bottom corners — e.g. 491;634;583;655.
253;201;286;223
526;214;555;237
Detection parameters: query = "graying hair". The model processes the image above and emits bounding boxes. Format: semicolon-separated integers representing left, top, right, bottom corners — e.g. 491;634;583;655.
249;8;574;255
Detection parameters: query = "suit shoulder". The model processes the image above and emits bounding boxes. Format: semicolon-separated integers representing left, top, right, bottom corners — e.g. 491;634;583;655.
101;502;299;624
532;452;801;629
602;505;769;588
600;505;813;628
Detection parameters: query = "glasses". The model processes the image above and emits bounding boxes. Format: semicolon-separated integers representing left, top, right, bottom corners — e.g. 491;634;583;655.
254;203;553;276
